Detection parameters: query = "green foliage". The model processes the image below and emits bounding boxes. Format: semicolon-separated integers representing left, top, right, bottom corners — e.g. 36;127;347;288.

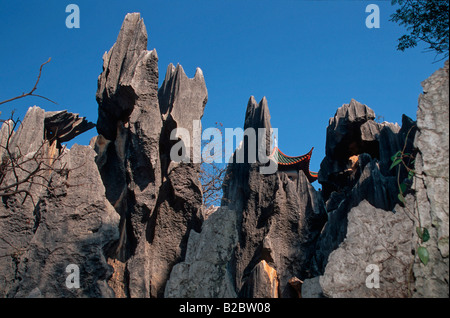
417;246;430;266
390;125;433;267
389;149;413;205
390;157;403;170
416;227;430;243
390;0;449;60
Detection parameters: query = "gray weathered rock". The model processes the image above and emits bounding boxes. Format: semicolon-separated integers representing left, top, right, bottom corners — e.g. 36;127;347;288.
313;99;415;275
310;63;448;298
9;106;45;157
147;63;208;297
14;145;119;297
94;12;164;298
412;60;449;298
221;96;326;298
320;199;414;298
165;96;326;298
301;276;323;298
2;12;446;300
94;12;207;298
0;106;99;297
96;12;152;141
243;260;279;298
378;115;414;175
1;142;119;297
159;63;207;133
164;207;238;298
0;119;14;160
0;106;49;207
319;99;406;201
324;99;376;163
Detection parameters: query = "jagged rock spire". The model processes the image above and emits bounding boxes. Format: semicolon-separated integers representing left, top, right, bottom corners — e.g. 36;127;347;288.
96;12;158;141
94;13;207;298
207;96;326;298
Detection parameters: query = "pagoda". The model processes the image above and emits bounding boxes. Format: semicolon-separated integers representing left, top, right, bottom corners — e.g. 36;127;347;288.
271;147;318;182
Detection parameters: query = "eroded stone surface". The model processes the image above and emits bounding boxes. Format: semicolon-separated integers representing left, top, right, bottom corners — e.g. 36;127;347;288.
412;60;449;298
320;199;414;298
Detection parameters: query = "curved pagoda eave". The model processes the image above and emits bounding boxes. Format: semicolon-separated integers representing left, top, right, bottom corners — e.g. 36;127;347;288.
271;147;318;182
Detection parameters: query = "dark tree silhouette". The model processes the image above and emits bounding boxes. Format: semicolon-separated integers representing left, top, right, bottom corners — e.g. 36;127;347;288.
390;0;449;61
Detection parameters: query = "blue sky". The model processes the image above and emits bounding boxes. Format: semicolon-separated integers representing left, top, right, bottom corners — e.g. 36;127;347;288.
0;0;444;180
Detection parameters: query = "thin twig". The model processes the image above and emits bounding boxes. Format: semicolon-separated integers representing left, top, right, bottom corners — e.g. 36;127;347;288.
0;58;57;106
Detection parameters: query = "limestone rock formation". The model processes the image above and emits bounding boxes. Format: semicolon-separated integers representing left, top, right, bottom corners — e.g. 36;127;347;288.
94;13;163;298
320;199;414;298
164;207;238;298
301;276;323;298
94;12;207;298
310;62;448;298
1;11;447;299
318;99;412;205
224;97;327;298
10;144;120;297
245;260;280;298
96;12;156;141
0;106;47;297
412;60;449;297
0;106;115;297
6;106;46;157
165;96;327;298
313;99;416;275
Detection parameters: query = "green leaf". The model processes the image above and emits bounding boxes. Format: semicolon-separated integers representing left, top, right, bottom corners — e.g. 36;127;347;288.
391;151;402;162
408;170;415;180
416;227;423;239
398;193;406;204
390;158;403;170
416;227;430;243
400;183;407;194
417;246;429;266
422;228;430;243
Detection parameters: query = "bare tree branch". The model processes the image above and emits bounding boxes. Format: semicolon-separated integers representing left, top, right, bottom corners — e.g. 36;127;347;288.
200;129;227;209
0;58;57;106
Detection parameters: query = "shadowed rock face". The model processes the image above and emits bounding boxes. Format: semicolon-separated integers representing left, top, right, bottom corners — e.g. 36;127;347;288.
318;99;415;203
164;206;238;298
10;144;120;298
0;107;117;297
165;64;448;298
44;111;95;143
313;99;417;276
0;106;104;298
0;12;208;299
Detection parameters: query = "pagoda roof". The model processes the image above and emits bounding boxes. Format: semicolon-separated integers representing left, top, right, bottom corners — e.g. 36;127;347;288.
270;147;318;182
